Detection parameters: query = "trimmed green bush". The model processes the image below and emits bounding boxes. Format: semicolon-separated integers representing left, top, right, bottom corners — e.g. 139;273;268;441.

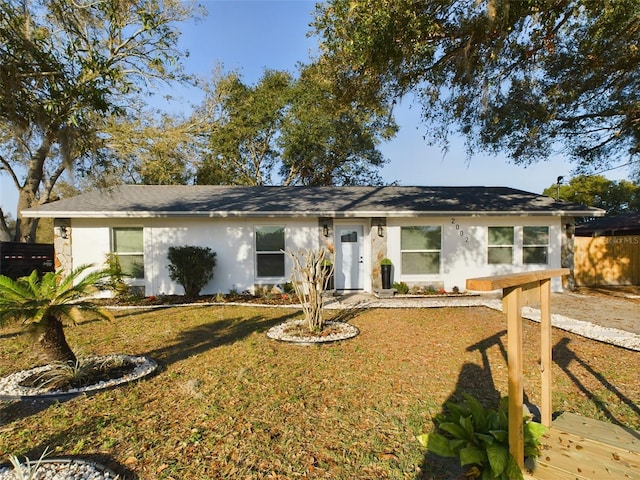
167;246;217;298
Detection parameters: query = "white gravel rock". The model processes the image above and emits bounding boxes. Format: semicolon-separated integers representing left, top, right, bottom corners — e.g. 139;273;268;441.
0;354;157;399
266;320;359;344
0;459;118;479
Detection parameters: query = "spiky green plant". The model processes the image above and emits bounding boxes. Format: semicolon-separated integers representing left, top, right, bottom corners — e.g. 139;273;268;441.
103;253;130;298
418;394;547;480
0;265;113;365
33;359;92;390
32;355;129;390
7;447;51;480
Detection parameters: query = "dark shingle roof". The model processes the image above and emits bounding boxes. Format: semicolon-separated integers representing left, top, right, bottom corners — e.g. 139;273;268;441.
575;212;640;236
21;185;604;218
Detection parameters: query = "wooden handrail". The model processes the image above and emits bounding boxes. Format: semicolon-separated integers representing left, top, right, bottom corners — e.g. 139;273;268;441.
466;268;569;291
466;269;570;470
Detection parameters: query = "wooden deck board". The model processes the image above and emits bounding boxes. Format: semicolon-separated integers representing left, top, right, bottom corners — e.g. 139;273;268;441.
527;412;640;480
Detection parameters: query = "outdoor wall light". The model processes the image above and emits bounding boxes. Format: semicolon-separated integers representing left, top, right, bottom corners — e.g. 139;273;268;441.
323;224;329;237
59;225;69;239
377;224;384;237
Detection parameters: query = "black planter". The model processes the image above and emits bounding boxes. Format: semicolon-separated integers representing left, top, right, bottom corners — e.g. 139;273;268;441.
322;265;334;291
381;264;393;289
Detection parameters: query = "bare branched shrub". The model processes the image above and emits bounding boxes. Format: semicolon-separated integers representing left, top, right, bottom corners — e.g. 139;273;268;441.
285;248;334;333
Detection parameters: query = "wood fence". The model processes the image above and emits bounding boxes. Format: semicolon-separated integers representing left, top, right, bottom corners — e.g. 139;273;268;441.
574;235;640;286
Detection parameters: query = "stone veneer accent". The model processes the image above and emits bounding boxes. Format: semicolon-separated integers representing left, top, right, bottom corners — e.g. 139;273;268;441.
53;218;72;276
318;217;335;257
370;217;387;289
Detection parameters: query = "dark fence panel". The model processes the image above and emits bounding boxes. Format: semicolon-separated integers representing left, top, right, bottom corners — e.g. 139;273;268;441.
0;242;55;279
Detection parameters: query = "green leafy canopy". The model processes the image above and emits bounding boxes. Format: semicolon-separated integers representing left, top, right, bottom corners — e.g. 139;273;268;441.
313;0;640;178
0;0;200;242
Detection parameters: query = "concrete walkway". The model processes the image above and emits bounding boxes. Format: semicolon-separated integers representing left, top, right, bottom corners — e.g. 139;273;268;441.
324;293;640;352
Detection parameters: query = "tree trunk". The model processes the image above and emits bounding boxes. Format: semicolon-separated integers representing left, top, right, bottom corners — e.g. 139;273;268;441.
37;314;77;364
14;134;53;242
14;215;39;243
0;209;12;241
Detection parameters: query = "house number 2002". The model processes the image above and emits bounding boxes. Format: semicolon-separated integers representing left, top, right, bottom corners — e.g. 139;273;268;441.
451;218;469;243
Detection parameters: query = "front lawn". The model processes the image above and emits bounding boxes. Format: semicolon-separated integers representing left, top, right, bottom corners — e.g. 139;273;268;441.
1;305;638;479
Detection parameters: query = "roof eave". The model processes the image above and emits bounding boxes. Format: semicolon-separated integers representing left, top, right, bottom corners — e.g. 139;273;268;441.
20;209;606;219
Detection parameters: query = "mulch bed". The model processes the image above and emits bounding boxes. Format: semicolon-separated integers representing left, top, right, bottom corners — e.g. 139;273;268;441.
92;292;300;307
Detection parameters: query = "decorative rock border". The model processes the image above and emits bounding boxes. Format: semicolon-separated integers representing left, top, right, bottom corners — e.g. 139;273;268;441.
0;457;119;480
0;354;158;401
266;320;359;345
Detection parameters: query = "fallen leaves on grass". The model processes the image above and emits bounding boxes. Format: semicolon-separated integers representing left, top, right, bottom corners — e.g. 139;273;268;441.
1;304;638;479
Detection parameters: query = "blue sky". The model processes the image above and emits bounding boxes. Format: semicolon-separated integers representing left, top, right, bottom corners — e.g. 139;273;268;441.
0;0;632;213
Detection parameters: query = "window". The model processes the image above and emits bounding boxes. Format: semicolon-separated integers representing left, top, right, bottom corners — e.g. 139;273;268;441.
400;226;441;274
112;227;144;278
523;226;549;264
340;231;358;242
256;226;285;277
488;227;514;264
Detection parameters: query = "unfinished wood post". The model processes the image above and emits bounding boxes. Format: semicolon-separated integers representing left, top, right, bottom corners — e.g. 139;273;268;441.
540;278;553;427
466;269;569;472
504;286;525;469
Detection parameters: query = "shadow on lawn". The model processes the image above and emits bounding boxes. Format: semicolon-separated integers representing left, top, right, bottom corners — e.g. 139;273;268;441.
0;331;21;341
143;311;300;368
329;305;366;323
417;331;640;478
416;330;506;479
417;359;500;479
417;328;542;479
0;398;64;427
554;337;640;433
1;414;140;479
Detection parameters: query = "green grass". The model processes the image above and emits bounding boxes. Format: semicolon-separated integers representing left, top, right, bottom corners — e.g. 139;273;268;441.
1;305;638;479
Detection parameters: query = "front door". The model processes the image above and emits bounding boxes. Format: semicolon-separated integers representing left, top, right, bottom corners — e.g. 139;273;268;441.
335;225;364;290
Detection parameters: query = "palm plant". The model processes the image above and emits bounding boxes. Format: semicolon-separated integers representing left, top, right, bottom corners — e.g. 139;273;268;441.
0;265;112;365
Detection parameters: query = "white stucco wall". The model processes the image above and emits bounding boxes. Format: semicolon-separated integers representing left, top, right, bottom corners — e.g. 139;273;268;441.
68;214;566;296
70;217;320;296
386;216;564;292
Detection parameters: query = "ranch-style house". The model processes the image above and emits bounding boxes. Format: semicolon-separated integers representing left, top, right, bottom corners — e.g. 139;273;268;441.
21;185;604;296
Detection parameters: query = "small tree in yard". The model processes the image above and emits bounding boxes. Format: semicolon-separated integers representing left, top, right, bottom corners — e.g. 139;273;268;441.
286;248;334;333
167;246;217;298
0;265;112;365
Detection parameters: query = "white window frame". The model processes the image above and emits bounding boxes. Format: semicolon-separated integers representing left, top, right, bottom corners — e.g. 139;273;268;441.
255;225;286;279
110;227;145;280
523;226;550;265
400;225;442;276
488;226;515;265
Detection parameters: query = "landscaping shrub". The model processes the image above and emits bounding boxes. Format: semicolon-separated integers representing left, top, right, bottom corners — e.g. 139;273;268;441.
393;281;409;294
103;253;130;297
167;246;217;298
0;265;112;365
418;394;546;480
